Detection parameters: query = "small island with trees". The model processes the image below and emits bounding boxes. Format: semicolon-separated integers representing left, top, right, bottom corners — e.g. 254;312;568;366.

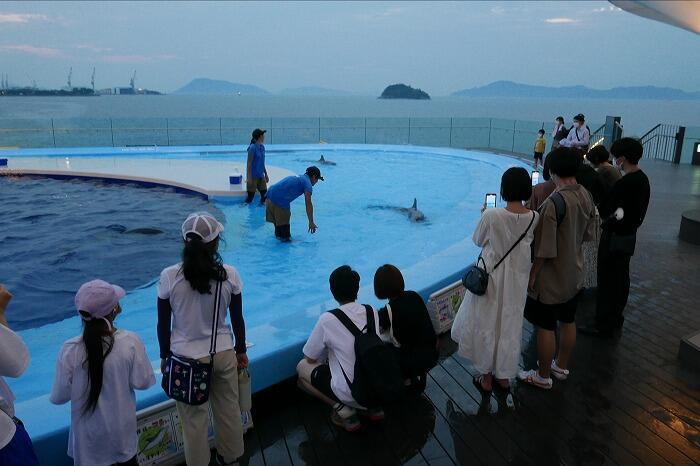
379;84;430;100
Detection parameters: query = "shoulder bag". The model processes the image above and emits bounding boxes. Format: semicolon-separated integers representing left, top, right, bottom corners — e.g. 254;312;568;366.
161;280;222;405
462;212;536;296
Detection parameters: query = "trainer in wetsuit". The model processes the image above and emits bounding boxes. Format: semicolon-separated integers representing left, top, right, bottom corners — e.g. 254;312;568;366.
265;166;323;241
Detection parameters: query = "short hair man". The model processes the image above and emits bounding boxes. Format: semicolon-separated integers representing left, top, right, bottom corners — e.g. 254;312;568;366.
296;266;383;432
265;166;323;241
518;147;596;389
580;138;650;337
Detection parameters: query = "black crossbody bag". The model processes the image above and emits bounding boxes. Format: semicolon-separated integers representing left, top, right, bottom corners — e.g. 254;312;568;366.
161;280;222;405
463;212;535;296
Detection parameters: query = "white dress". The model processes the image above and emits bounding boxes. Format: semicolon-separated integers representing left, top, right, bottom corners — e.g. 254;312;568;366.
451;208;539;379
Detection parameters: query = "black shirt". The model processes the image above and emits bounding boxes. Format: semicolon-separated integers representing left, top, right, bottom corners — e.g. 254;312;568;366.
377;290;437;350
576;164;606;206
599;169;650;235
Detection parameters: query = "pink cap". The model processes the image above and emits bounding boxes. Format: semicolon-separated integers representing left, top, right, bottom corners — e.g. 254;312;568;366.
75;279;125;320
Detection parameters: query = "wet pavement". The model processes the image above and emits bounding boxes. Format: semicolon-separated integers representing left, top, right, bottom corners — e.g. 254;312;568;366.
227;160;700;465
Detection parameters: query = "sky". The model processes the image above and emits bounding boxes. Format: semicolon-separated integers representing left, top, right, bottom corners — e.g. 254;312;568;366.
0;1;699;95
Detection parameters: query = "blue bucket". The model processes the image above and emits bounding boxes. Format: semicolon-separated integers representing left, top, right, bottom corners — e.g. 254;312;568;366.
0;158;7;166
229;174;243;185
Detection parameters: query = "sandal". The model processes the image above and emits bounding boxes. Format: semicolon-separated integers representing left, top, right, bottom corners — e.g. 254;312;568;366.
472;375;492;394
517;369;552;390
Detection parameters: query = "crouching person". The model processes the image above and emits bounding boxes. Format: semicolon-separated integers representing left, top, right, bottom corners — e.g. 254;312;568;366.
297;266;404;432
374;264;438;394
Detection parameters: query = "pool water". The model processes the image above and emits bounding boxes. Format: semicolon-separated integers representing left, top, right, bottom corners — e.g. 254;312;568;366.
7;145;526;433
0;176;222;330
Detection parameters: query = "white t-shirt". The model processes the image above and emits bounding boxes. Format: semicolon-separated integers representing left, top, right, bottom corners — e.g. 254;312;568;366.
158;263;243;359
49;330;155;466
0;323;30;449
303;302;380;408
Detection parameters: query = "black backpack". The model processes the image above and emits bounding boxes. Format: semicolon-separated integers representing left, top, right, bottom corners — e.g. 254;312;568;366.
330;306;406;407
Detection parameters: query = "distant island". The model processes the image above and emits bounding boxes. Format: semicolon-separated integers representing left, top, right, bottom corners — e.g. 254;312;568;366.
173;78;269;95
452;80;700;100
379;84;430;100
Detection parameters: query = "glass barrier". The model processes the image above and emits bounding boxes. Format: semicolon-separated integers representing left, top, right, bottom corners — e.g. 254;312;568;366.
0;116;565;157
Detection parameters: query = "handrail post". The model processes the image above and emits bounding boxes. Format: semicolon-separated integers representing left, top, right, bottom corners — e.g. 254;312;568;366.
449;117;453;148
318;117;321;143
364;118;367;144
511;120;516;152
408;118;411;145
488;119;492;149
166;118;170;146
110;118;114;147
51;118;56;147
219;118;223;145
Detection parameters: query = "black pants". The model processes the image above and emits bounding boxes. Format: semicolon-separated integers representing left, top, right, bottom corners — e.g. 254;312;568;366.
595;230;632;333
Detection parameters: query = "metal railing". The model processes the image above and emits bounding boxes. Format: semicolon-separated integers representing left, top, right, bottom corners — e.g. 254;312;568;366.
0;117;604;158
589;124;606;149
640;123;683;162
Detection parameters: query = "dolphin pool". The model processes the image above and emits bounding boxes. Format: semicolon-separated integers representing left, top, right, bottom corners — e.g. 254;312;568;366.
2;144;527;461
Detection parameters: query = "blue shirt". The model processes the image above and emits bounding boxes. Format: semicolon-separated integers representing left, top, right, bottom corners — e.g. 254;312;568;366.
267;174;313;209
247;143;266;179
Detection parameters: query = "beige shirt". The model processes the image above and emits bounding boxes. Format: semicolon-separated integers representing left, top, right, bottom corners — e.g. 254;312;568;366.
530;184;596;304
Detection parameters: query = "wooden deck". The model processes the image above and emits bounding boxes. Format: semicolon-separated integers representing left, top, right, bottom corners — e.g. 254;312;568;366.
232;160;700;466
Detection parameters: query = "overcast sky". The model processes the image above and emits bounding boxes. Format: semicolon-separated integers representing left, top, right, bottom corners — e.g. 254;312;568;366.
1;1;699;95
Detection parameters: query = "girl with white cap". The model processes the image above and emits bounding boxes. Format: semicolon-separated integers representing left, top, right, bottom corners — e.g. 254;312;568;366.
50;279;156;466
157;212;247;466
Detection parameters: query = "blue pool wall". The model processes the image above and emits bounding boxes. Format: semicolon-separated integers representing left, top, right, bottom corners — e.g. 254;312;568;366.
3;143;525;465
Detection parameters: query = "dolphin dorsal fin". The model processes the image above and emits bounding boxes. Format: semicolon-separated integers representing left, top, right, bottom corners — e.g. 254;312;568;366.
320;155;325;162
412;198;417;209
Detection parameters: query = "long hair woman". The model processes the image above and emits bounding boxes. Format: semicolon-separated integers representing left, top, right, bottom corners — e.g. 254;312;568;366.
50;280;155;466
157;212;248;466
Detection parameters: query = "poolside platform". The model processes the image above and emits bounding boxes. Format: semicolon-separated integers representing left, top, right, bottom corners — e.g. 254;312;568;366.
231;160;700;466
0;146;295;201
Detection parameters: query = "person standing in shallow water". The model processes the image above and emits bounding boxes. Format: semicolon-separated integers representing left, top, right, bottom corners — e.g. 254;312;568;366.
245;128;270;204
245;128;269;204
266;166;323;241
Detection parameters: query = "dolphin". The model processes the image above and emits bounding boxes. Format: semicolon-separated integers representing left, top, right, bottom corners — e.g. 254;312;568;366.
367;198;426;223
317;155;337;166
125;227;164;235
105;224;164;235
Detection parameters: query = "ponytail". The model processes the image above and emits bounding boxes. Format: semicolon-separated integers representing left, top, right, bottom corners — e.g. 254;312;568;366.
181;233;227;294
250;138;256;145
81;312;114;414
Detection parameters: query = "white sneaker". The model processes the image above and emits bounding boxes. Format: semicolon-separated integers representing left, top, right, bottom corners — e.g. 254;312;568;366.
517;369;553;389
550;361;570;381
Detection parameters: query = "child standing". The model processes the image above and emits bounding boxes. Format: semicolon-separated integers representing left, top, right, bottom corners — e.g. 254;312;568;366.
50;280;155;466
534;129;547;170
246;128;269;204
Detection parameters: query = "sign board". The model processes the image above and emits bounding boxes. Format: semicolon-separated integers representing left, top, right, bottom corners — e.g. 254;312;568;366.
427;280;466;335
136;400;253;465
